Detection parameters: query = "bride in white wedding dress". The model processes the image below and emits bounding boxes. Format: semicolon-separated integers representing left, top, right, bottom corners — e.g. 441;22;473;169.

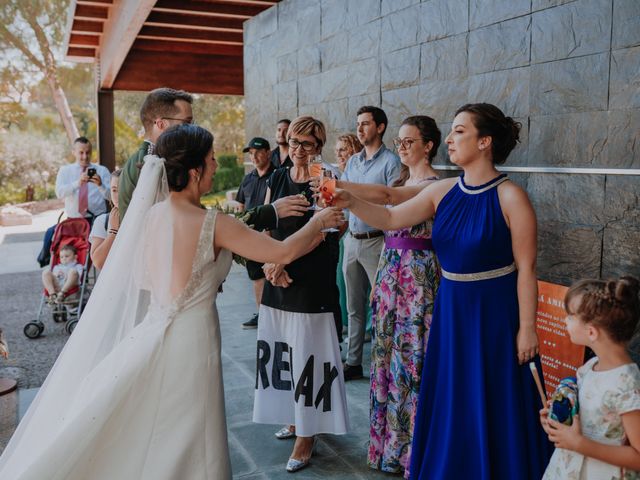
0;125;343;480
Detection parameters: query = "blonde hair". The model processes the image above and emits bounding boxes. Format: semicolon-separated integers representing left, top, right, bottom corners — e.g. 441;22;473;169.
287;116;327;148
336;133;363;157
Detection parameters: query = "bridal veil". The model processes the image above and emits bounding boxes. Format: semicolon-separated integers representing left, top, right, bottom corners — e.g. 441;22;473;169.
0;155;176;476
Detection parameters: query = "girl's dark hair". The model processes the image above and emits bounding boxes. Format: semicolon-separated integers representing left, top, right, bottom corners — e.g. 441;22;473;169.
565;276;640;343
455;103;521;165
155;124;214;192
393;115;441;187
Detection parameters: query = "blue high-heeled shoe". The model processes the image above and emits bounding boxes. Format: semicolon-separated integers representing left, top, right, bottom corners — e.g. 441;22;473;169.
285;437;317;473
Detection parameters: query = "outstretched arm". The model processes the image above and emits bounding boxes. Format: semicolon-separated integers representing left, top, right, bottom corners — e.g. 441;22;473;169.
214;207;345;265
336;179;427;206
331;178;455;231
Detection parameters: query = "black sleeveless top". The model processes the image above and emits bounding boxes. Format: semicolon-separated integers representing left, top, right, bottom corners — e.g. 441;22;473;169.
261;168;340;314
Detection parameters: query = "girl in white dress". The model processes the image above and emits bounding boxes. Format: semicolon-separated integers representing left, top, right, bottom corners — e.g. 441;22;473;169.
541;276;640;480
0;125;344;480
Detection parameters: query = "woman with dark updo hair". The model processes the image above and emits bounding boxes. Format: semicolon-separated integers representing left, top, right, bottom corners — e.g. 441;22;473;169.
330;103;551;479
0;123;344;480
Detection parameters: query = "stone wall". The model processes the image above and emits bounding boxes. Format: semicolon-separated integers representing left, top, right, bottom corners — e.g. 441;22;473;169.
244;0;640;285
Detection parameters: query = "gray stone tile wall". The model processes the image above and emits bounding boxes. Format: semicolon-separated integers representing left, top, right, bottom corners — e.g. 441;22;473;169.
244;0;640;285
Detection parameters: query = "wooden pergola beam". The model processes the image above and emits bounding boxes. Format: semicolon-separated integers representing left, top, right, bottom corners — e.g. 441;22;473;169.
138;25;243;44
98;0;156;89
69;33;100;46
145;11;245;31
133;38;243;56
96;89;115;171
71;19;104;34
77;0;113;5
75;4;109;20
153;0;267;18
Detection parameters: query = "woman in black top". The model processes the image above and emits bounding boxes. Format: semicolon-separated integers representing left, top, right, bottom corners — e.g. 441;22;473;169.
253;116;349;473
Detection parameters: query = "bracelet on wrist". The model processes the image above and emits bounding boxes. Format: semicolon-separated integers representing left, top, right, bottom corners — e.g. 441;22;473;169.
108;228;118;235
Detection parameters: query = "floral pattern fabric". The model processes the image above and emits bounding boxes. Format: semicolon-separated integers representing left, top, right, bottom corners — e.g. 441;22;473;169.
543;357;640;480
368;220;440;478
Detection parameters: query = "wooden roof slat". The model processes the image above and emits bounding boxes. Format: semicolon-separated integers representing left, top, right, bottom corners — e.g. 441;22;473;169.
145;11;244;31
69;33;100;46
133;38;243;56
71;19;104;34
215;0;279;6
67;46;97;57
76;0;113;6
153;0;265;18
139;25;243;44
75;4;109;20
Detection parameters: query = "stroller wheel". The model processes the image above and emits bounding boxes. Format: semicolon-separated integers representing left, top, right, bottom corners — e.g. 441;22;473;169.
24;322;43;339
65;320;78;335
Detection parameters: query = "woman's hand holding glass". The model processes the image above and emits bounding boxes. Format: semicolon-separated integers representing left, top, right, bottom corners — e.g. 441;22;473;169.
322;187;352;210
307;155;323;210
311;206;345;232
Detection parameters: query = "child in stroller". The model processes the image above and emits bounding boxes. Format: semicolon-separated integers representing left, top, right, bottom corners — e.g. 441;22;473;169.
41;244;83;304
25;217;92;338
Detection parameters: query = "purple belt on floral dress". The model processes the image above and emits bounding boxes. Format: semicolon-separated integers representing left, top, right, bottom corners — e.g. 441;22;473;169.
384;236;433;251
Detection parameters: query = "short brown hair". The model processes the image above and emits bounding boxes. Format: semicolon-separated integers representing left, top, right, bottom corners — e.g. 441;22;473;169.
565;276;640;343
140;88;193;132
287;116;327;148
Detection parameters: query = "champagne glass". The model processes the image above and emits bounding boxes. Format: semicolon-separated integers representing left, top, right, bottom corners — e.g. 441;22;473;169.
318;170;339;233
307;154;323;210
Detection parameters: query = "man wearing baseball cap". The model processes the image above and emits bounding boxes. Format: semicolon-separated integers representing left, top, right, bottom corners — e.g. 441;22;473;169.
237;137;275;328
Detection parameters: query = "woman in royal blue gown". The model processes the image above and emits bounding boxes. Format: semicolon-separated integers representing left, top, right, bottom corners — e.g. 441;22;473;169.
331;103;551;479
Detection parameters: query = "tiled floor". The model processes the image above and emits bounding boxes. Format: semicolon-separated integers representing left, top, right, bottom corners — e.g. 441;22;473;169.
0;263;388;479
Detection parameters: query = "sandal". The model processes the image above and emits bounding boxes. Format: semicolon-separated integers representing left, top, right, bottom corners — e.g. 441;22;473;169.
274;426;296;440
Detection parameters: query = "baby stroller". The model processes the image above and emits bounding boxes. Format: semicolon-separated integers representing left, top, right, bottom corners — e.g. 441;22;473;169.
24;217;93;338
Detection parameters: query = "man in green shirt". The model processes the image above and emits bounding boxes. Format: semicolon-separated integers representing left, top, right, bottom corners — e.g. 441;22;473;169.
119;88;194;220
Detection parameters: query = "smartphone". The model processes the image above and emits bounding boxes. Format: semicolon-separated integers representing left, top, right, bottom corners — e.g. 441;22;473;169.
87;167;97;178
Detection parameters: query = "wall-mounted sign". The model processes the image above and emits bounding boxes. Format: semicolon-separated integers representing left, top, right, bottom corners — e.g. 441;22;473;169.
536;281;586;397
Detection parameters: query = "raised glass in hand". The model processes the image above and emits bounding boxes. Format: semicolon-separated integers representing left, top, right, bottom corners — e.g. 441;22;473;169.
307;155;323;210
318;170;339;232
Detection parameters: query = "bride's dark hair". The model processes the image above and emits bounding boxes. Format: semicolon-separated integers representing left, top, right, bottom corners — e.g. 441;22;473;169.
156;124;214;192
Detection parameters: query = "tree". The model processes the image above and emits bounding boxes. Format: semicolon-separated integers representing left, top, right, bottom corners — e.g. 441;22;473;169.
0;0;79;143
0;67;27;129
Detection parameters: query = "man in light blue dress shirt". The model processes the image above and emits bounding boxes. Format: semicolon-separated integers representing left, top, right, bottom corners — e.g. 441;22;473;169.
341;106;401;381
55;137;111;219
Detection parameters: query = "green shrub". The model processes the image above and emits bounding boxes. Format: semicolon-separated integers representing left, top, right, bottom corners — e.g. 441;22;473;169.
211;153;243;193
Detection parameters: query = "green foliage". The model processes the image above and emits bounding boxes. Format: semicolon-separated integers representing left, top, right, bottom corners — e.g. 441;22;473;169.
191;95;245;157
211;153;243;194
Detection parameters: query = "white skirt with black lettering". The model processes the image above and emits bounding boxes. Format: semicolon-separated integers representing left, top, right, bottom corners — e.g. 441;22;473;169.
252;305;349;436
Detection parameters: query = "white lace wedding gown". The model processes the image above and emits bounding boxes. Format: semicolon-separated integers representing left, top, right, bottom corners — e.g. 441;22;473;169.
0;157;233;479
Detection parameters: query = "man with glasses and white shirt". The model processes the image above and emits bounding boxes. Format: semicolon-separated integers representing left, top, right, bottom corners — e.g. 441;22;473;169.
119;88;194;220
341;106;400;381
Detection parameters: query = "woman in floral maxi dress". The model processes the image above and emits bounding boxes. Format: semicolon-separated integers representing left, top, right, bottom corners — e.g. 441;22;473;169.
369;117;442;478
337;116;442;477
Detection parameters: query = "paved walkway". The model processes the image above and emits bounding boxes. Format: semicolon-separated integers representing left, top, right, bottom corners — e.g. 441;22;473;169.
0;207;387;479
